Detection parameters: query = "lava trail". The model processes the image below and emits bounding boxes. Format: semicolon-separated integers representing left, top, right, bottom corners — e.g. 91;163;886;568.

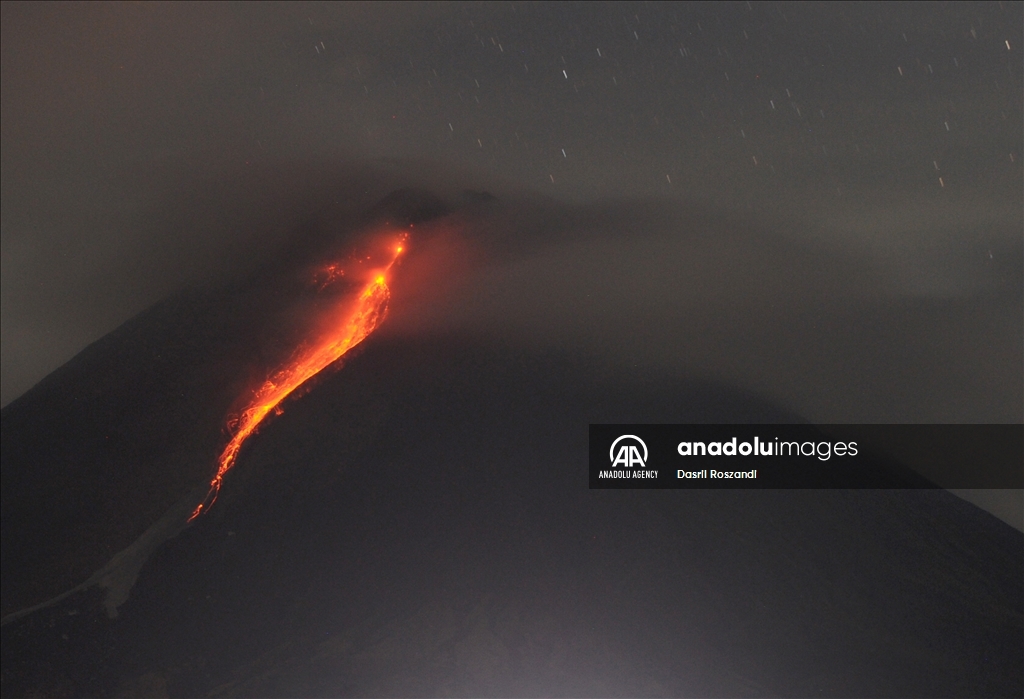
190;234;407;520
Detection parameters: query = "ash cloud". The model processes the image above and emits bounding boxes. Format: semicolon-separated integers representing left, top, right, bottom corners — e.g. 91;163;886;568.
3;155;1020;430
4;2;1020;416
387;193;1022;426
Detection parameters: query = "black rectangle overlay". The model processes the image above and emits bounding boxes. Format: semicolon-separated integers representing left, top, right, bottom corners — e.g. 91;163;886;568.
590;425;1023;489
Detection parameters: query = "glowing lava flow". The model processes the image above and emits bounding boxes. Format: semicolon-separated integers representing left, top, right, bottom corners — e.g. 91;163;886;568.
189;238;406;520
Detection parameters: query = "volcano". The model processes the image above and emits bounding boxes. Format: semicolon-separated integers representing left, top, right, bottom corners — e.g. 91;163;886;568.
1;190;1021;698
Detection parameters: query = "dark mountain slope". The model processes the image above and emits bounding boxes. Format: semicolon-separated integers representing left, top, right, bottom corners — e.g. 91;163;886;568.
2;326;1021;697
2;190;1020;697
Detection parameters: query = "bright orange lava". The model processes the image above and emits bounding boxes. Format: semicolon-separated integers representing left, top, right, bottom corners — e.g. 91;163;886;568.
189;236;407;520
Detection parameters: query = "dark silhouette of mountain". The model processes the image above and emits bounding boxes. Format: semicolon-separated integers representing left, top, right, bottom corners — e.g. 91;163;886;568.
1;192;1021;698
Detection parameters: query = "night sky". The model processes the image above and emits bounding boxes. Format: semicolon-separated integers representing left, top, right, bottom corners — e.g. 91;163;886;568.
2;2;1021;408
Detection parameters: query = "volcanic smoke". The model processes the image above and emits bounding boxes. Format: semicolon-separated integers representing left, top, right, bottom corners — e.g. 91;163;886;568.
189;234;408;520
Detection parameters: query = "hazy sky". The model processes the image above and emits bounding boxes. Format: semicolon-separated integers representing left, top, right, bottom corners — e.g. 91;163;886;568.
2;1;1021;408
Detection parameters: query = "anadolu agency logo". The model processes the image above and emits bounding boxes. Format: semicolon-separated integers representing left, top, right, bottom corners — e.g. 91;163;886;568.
610;434;647;468
599;435;658;480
